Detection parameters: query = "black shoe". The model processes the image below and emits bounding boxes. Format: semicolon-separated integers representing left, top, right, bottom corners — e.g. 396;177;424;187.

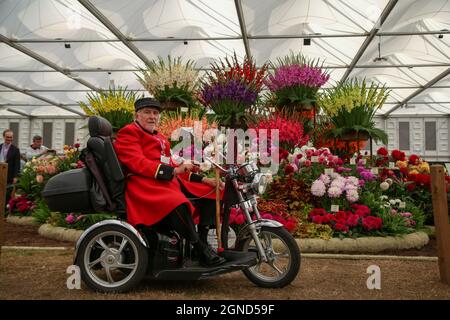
194;242;226;267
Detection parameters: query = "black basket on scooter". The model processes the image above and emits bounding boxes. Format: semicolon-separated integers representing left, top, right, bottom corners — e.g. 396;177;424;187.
42;168;93;213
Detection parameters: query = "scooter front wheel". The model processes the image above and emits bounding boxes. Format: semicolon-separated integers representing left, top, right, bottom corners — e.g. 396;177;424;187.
236;226;300;288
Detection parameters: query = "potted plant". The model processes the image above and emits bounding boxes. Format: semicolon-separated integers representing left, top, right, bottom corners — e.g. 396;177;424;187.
79;85;140;133
264;52;330;112
318;78;389;145
136;55;200;112
199;53;268;129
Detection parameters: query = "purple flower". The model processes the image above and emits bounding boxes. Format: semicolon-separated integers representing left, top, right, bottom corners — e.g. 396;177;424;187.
264;64;330;91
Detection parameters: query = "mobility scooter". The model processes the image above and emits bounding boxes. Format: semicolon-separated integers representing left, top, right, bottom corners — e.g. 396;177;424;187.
42;116;301;293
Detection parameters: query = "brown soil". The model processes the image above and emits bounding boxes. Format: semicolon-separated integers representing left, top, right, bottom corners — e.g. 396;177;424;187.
0;249;449;300
2;222;74;248
1;222;439;256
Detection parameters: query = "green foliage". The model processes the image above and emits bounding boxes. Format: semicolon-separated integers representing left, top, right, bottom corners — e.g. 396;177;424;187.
49;212;118;230
31;200;52;224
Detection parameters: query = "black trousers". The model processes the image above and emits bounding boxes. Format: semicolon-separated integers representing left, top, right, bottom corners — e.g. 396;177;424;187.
156;185;219;244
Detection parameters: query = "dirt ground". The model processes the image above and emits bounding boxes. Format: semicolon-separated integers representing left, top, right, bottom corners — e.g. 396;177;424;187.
1;222;439;256
1;249;449;300
2;222;74;248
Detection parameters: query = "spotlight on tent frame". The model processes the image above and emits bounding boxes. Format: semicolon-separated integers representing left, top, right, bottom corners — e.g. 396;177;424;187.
183;40;188;45
303;38;311;46
64;43;71;49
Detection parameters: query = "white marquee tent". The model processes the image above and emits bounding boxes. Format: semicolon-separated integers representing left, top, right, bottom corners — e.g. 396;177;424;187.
0;0;449;157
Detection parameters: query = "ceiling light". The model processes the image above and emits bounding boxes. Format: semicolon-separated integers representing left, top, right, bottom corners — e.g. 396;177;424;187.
183;40;188;45
303;38;311;46
64;43;71;49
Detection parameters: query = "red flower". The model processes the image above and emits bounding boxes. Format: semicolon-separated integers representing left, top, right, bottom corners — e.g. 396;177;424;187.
334;222;349;233
346;214;360;227
284;220;297;232
362;216;382;231
408;154;420;165
377;147;388;156
284;164;295;175
391;149;406;161
406;183;416;192
399;167;409;176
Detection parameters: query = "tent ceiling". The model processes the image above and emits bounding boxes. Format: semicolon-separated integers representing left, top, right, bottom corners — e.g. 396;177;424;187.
0;0;449;118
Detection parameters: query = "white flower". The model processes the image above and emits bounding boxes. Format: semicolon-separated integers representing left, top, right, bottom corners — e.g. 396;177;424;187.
380;182;390;191
199;161;212;172
328;186;343;198
287;154;294;163
346;189;359;203
380;195;388;201
319;174;331;185
389;199;396;205
385;178;393;186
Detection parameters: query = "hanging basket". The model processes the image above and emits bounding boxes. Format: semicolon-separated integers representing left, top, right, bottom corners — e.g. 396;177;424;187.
161;100;188;112
339;130;370;142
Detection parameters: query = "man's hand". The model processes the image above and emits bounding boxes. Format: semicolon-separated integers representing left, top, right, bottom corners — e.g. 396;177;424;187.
202;177;225;190
174;163;194;176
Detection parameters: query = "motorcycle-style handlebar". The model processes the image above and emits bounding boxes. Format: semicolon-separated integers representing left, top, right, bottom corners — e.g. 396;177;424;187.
204;156;230;173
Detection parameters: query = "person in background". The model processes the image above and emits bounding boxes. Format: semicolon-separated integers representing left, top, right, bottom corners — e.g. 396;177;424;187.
25;135;48;160
0;129;21;211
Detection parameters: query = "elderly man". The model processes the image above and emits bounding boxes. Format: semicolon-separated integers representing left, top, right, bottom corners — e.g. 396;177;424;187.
0;129;21;210
114;97;225;267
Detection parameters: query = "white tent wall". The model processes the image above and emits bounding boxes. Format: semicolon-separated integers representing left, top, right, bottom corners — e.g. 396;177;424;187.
0;115;88;154
371;115;450;162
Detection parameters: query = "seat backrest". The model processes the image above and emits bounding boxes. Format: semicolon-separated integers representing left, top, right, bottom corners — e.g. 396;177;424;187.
85;116;125;212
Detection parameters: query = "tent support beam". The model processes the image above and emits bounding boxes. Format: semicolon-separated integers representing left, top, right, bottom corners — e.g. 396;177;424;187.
234;0;251;58
0;107;33;118
383;68;450;117
2;63;449;74
0;34;101;92
78;0;152;66
340;0;398;82
8;31;450;43
0;80;86;117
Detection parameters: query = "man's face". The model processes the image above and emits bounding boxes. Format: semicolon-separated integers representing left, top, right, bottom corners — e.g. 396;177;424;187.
33;139;42;148
135;107;160;132
3;131;13;145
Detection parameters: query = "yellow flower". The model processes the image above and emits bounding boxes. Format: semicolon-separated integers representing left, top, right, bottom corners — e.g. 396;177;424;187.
396;160;408;169
409;169;419;175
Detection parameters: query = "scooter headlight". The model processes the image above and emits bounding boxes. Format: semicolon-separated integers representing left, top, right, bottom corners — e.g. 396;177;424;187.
251;173;268;195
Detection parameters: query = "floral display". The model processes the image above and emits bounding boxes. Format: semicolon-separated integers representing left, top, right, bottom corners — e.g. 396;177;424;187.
200;53;268;128
136;56;199;110
15;144;83;201
318;78;389;146
8;195;36;216
249;112;310;154
265;52;330;111
79;86;140;132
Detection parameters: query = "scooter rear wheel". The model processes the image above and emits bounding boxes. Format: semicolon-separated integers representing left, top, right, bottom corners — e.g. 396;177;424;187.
237;226;300;288
75;225;149;293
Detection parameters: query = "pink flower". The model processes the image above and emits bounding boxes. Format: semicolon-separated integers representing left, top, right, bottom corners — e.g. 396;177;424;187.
311;180;327;197
304;160;312;167
235;214;246;225
328;186;343;198
36;175;44;183
65;214;75;224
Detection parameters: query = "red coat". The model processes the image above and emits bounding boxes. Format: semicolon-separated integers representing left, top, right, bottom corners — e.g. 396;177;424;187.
114;122;220;227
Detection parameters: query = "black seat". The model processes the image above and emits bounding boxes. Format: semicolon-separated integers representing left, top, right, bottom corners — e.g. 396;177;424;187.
83;116;126;214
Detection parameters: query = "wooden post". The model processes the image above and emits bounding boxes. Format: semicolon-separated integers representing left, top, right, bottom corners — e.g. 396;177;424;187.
430;165;450;285
0;163;8;257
